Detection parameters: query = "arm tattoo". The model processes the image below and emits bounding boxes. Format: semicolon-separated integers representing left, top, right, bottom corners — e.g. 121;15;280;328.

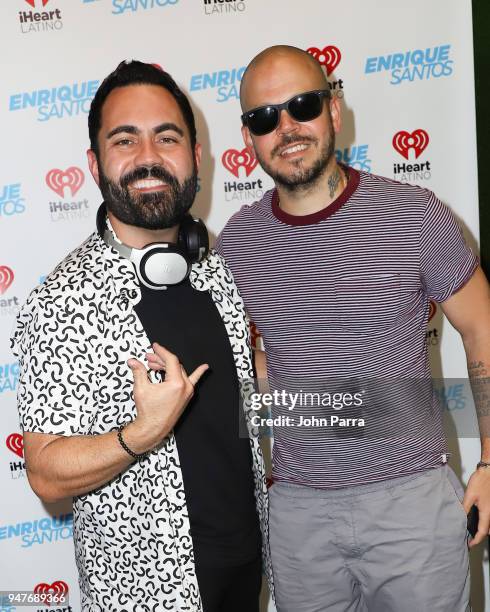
328;169;341;199
468;361;490;429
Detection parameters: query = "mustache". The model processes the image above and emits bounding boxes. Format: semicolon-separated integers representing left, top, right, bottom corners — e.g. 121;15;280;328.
120;165;179;190
271;134;317;158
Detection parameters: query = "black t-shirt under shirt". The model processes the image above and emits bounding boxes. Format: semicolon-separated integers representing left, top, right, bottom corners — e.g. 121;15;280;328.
134;279;261;568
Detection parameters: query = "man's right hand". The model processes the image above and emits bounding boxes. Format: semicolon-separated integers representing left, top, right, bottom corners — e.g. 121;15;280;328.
22;344;208;503
124;343;209;455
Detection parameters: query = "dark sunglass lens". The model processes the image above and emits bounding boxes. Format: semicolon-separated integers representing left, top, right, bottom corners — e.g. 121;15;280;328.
247;106;279;136
289;92;323;122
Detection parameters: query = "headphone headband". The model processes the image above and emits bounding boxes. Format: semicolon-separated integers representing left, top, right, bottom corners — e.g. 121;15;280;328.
96;203;209;290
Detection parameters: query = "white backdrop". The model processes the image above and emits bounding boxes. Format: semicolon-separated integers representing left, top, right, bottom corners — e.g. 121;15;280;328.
1;0;488;610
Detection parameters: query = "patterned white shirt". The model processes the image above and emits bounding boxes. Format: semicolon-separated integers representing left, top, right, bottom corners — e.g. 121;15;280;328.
11;229;273;611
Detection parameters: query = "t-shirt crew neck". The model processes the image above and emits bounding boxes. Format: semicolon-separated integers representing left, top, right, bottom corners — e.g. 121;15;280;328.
271;164;361;226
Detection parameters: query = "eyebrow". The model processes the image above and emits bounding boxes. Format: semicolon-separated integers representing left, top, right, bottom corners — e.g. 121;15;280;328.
154;122;184;138
106;125;138;139
106;123;185;140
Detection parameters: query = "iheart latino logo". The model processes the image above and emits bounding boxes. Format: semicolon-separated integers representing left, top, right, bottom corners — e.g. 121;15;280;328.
249;322;262;349
306;45;342;76
46;167;85;198
25;0;50;6
428;301;437;322
222;148;258;178
34;581;69;595
392;130;429;160
0;266;14;295
6;434;24;459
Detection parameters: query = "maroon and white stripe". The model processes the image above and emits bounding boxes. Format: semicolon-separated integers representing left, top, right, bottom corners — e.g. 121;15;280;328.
216;168;478;488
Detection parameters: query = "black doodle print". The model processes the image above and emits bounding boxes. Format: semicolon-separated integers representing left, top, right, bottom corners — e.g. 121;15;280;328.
11;231;273;611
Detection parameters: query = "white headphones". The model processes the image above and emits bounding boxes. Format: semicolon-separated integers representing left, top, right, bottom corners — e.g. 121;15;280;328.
96;204;209;290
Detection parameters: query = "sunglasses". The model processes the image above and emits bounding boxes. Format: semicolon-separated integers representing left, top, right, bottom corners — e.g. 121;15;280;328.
241;89;331;136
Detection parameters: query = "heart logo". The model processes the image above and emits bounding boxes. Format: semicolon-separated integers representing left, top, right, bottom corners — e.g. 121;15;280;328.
0;266;14;295
392;129;430;160
222;148;258;178
428;301;437;322
249;322;262;349
6;433;24;459
45;167;85;198
34;581;69;595
25;0;50;7
306;45;342;76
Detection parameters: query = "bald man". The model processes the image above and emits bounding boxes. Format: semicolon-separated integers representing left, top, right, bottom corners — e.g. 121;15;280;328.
216;45;490;612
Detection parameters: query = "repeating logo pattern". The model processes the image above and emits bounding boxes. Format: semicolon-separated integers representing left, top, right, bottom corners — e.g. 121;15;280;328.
426;301;439;346
203;0;245;15
0;183;26;217
6;433;24;458
34;581;69;595
428;301;437;322
393;129;430;160
221;147;264;203
335;145;371;172
9;81;98;120
365;45;454;85
112;0;179;15
222;148;258;178
19;0;62;35
0;266;14;295
190;66;245;103
392;129;432;184
307;45;342;75
249;322;262;349
45;167;85;197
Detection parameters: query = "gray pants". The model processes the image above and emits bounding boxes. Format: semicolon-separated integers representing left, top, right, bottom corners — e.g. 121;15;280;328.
269;466;470;612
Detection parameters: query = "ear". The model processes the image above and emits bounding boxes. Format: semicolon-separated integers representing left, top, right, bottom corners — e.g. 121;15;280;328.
329;97;342;134
241;124;255;154
87;149;100;186
193;142;202;173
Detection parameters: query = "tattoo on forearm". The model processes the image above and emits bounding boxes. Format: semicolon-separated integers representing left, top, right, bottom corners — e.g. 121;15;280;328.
469;361;488;378
468;360;490;422
328;170;341;199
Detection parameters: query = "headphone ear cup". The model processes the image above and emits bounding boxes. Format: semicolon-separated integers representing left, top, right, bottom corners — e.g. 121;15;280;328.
191;219;209;263
179;215;209;263
96;203;107;237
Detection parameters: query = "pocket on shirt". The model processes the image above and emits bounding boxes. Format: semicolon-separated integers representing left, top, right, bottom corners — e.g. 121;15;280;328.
335;273;407;334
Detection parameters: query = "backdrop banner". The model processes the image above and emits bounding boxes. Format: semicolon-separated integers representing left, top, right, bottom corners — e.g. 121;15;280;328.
0;0;487;610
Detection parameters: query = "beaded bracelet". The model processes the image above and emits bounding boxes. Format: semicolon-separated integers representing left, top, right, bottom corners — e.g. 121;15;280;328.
117;424;151;460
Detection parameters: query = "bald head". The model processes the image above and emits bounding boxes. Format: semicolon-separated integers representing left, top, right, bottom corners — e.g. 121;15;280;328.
240;45;329;112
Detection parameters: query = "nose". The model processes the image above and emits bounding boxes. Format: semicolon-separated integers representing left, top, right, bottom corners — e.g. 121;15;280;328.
133;137;162;167
276;108;299;135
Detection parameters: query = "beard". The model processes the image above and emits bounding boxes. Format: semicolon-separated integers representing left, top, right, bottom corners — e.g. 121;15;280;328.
256;118;335;193
98;162;198;230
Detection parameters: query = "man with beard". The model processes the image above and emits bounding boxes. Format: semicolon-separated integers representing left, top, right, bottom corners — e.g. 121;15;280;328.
216;46;490;611
11;61;272;612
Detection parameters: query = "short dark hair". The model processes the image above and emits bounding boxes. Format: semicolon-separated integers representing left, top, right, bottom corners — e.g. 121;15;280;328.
88;60;197;155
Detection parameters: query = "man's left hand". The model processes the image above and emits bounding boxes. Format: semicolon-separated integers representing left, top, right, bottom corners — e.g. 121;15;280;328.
463;467;490;548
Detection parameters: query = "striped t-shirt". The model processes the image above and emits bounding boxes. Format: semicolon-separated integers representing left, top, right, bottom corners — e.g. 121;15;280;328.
215;167;478;488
